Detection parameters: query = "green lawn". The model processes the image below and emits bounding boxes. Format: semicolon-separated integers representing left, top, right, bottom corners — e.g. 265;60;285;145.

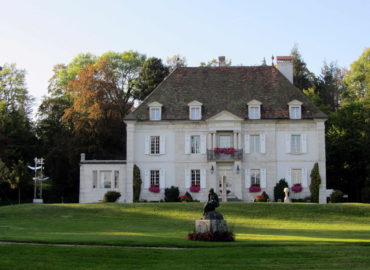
0;202;370;269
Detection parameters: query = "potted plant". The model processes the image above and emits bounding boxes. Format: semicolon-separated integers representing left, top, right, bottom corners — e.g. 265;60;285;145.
213;147;236;155
149;185;160;193
292;184;303;193
190;185;200;193
249;184;261;193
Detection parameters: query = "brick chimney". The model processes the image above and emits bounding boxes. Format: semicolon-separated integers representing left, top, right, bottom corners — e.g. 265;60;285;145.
218;56;226;67
276;56;293;83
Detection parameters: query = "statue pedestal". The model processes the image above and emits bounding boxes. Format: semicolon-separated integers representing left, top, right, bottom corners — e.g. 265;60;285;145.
33;199;43;203
195;219;228;233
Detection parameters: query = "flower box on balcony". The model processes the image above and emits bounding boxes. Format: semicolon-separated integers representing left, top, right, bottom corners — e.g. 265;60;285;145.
214;148;236;155
249;185;261;193
149;186;160;193
190;185;200;193
292;184;303;193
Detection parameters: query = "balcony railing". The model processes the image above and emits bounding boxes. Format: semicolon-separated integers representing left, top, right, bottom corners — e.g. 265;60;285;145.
207;149;243;161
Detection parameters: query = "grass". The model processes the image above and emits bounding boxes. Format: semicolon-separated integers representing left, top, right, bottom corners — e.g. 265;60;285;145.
0;202;370;269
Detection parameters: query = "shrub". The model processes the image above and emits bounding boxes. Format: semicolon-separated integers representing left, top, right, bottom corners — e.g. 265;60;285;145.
133;165;142;202
330;190;344;203
164;186;180;202
187;231;234;242
104;191;121;202
274;179;288;202
362;187;370;203
310;163;321;203
256;191;269;202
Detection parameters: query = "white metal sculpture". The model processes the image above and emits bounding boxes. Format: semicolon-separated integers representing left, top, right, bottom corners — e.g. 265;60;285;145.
28;158;49;203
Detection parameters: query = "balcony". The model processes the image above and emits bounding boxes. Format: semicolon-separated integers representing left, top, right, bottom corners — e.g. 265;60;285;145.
207;149;243;161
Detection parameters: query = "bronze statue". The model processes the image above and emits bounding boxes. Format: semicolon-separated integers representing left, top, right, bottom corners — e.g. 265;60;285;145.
203;188;223;219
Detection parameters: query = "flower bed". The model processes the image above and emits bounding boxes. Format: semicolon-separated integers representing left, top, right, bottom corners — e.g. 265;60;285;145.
190;185;200;193
213;147;236;155
149;186;160;193
292;184;303;193
249;185;261;193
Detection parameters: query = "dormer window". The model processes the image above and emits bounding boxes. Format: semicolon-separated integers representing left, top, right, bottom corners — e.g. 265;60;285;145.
188;100;202;120
148;101;163;121
247;100;262;120
288;100;302;119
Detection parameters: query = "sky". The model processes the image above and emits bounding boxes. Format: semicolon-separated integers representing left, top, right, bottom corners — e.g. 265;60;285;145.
1;0;369;115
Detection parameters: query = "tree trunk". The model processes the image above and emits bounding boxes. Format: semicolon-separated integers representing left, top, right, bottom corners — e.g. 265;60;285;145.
18;187;21;204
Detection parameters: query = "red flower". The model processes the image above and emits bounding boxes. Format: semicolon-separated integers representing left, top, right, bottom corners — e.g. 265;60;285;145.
190;185;200;193
214;148;236;155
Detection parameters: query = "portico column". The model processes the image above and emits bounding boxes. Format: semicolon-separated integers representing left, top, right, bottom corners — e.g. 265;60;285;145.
208;133;212;150
233;132;238;149
238;132;242;150
212;133;216;149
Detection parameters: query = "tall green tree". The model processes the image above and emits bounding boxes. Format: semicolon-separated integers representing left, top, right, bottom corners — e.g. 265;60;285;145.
342;48;370;103
133;57;169;100
8;160;29;204
291;45;315;91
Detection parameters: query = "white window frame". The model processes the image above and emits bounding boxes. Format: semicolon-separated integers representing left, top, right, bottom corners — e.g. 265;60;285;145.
291;169;302;185
148;101;163;121
191;169;201;187
247;100;262;120
291;134;301;154
150;170;160;187
100;171;112;189
188;100;203;120
250;169;261;186
288;100;302;119
191;135;200;154
250;134;261;153
150;136;160;155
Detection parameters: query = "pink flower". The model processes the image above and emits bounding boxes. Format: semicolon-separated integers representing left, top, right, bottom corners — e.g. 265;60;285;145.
214;148;236;155
249;185;261;193
292;184;303;193
190;185;200;193
149;186;160;193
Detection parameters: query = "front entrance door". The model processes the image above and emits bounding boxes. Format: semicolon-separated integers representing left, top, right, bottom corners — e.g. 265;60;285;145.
217;165;235;199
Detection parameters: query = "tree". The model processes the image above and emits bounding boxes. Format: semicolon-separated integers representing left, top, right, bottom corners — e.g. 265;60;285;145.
166;54;187;71
342;48;370;103
8;160;29;204
309;163;321;203
133;165;142;202
200;58;232;67
133;57;169;101
291;45;315;91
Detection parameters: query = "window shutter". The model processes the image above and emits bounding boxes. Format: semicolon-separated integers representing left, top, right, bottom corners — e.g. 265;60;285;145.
245;169;251;188
144;170;150;188
201;135;207;154
301;134;307;153
160;136;165;155
160;169;165;189
260;168;267;188
145;136;150;155
185;169;191;188
260;133;266;153
200;169;206;189
301;168;308;188
245;134;250;154
285;134;291;153
286;168;292;186
185;135;190;154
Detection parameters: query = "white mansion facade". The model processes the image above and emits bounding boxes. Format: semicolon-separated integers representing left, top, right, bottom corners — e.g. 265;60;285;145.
79;57;327;203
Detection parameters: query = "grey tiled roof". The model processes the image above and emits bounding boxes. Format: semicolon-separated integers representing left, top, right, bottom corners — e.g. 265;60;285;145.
125;66;327;121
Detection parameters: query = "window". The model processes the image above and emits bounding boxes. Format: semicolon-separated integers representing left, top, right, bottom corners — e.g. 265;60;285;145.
249;106;260;119
288;100;302;119
190;107;201;120
150;170;160;187
191;169;201;187
191;135;200;154
100;171;112;189
250;135;260;153
250;169;260;185
114;171;119;188
92;170;97;189
292;169;302;185
150;108;161;121
219;135;232;148
290;106;301;119
291;135;301;153
150;136;160;154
